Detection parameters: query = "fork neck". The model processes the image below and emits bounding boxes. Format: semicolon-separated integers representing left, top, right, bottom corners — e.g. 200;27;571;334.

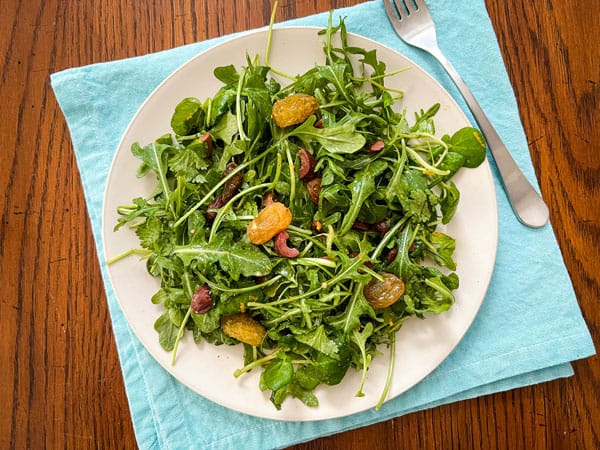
419;42;449;69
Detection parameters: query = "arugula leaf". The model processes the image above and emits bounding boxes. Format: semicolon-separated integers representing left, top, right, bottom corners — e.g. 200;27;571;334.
294;325;339;359
214;64;239;85
339;160;387;235
287;116;366;154
131;141;172;207
411;103;440;133
260;356;294;392
154;312;179;351
171;97;204;135
175;235;272;280
209;86;236;126
169;141;209;182
351;322;374;397
217;140;246;172
211;111;238;145
388;226;416;281
426;231;457;270
313;337;352;385
445;127;487;168
440;181;460;224
316;63;352;102
271;381;319;409
191;307;221;334
327;285;376;335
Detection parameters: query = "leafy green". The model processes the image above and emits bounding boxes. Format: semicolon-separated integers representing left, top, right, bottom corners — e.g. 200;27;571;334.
260;356;294;392
445;127;487;168
175;233;272;279
154;312;180;351
339;160;387;235
287;116;366;154
351;322;374;397
294;325;339;359
171;97;204;135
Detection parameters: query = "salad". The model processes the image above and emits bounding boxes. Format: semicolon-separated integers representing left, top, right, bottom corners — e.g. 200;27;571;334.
110;14;486;410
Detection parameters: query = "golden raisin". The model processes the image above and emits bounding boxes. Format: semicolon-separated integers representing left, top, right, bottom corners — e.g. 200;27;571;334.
221;313;266;346
272;93;319;128
363;273;405;309
246;202;292;245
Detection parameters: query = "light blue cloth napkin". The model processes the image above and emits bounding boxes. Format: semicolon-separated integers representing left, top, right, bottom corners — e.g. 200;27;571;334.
51;1;595;448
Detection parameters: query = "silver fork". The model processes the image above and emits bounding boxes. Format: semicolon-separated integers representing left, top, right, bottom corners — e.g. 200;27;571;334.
384;0;549;228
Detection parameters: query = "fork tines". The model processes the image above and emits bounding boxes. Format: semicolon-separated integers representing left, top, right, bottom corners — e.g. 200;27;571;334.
387;0;425;20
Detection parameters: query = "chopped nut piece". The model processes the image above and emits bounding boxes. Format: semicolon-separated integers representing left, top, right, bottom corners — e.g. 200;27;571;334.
273;231;300;258
369;139;385;152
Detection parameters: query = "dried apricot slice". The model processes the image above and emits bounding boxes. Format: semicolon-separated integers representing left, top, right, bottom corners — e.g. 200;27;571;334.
247;202;292;245
221;313;266;346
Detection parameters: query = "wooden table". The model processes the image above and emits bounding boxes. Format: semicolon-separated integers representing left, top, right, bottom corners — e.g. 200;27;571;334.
2;0;598;448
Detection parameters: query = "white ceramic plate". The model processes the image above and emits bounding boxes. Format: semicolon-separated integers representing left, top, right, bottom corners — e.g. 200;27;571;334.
102;27;498;421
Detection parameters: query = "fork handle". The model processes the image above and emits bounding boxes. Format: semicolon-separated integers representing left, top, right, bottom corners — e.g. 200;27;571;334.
432;52;549;228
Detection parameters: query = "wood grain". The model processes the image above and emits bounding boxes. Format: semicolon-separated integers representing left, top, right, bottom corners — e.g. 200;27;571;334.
1;0;597;449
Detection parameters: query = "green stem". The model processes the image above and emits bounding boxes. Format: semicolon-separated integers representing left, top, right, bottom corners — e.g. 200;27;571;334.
359;265;384;282
208;182;271;242
236;68;248;141
363;79;404;95
286;224;313;236
196;271;283;294
171;272;195;366
264;0;278;66
233;350;279;377
353;327;372;398
300;298;312;329
170;307;192;366
269;255;365;305
246;302;285;315
406;146;450;176
370;216;408;261
285;142;296;205
291;257;337;269
263;308;302;326
174;145;276;227
220;215;255;222
271;151;283;190
106;248;152;265
375;332;395;411
353;66;409;82
264;1;295;80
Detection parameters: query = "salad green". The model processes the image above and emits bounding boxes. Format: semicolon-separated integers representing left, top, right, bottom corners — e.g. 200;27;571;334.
111;14;487;410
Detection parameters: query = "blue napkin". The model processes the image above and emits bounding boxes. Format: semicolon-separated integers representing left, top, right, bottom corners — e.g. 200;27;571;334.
51;1;595;448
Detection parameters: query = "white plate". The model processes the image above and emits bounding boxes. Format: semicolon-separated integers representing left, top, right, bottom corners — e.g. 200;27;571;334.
102;27;498;421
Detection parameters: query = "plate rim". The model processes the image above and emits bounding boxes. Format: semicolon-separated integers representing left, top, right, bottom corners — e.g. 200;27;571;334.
101;25;499;421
